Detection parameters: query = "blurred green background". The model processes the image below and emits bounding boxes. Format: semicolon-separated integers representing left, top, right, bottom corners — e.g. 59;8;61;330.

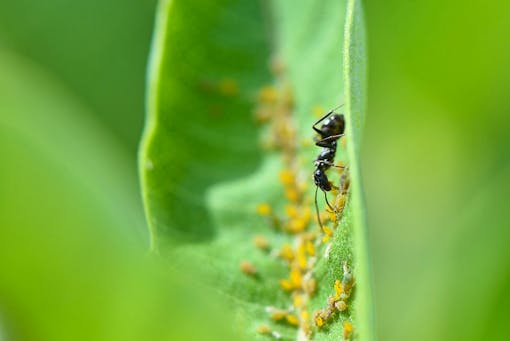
0;0;509;340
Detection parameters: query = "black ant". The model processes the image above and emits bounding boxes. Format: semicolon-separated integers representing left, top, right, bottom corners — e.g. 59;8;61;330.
312;105;345;231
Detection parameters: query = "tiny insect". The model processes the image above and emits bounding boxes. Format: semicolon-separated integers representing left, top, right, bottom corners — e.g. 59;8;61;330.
312;105;346;230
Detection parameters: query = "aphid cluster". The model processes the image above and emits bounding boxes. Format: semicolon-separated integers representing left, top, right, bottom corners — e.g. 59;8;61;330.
313;262;355;331
245;58;355;340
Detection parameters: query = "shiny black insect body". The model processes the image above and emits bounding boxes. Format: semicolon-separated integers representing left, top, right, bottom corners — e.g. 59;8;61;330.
312;106;345;230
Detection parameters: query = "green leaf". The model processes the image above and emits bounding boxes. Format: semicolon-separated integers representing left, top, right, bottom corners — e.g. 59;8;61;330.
0;0;156;150
140;0;372;339
0;47;234;341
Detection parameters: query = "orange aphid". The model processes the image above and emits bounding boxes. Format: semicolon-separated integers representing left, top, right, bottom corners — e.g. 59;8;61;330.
240;261;257;276
270;55;285;76
343;321;353;340
341;136;347;149
303;277;317;296
218;78;239;96
254;106;272;123
253;235;269;250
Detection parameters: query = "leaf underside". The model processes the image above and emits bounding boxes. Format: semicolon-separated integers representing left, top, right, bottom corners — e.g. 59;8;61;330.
140;0;371;339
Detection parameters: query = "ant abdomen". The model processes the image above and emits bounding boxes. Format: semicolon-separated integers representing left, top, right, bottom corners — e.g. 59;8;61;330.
314;168;331;191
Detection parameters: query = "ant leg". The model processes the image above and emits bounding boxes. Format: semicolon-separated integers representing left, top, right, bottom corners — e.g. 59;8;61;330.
323;190;335;212
315;186;325;232
322;161;345;169
315;134;344;148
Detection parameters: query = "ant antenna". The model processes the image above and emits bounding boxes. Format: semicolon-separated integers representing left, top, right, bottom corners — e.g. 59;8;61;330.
315;186;325;232
330;103;344;113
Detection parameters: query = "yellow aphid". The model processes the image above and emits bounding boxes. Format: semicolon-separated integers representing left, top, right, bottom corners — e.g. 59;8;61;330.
343;321;353;340
301;310;310;321
314;313;324;328
342;262;355;295
301;207;312;224
328;211;337;222
290;268;302;287
280;279;293;291
285;204;298;218
292;293;304;308
279;243;295;261
303;277;316;295
319;211;332;223
297;252;308;270
267;308;287;321
334;280;344;299
253;235;269;250
279;169;295;185
254;106;272;123
286;314;299;326
324;226;333;236
313;315;324;328
218;78;239;96
256;203;272;216
312;105;325;118
340;171;350;194
281;86;294;107
336;195;346;212
270;55;285;76
288;218;306;233
258;85;278;103
335;300;348;312
305;240;316;256
322;226;333;242
341;136;347;149
256;324;271;335
240;261;257;276
301;231;316;241
285;188;300;202
298;180;309;194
